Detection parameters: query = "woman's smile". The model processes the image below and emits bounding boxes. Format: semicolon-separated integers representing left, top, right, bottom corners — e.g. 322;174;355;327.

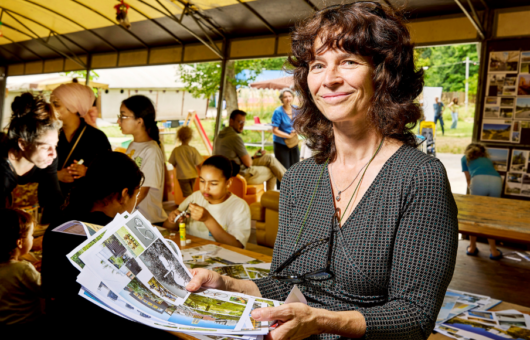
320;92;354;104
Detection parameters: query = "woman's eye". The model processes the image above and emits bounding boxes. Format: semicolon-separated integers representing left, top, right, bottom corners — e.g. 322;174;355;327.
343;60;357;66
310;63;324;72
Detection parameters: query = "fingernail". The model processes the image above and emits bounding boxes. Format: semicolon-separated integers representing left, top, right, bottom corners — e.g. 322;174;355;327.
251;310;261;320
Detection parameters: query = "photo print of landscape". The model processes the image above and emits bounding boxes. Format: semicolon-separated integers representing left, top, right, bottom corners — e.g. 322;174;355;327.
505;149;530;197
68;211;269;336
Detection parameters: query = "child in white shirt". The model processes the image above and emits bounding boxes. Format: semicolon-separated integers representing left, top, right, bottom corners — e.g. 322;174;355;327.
168;126;204;197
0;208;42;326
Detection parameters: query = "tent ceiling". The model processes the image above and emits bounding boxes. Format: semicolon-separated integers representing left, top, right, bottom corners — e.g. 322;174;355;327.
0;0;528;68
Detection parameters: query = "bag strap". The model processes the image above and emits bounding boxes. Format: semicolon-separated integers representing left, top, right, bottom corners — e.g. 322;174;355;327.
62;125;87;169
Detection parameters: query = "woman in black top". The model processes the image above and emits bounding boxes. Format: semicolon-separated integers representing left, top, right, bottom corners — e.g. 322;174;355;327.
51;83;111;197
0;93;63;222
185;3;458;340
42;152;176;338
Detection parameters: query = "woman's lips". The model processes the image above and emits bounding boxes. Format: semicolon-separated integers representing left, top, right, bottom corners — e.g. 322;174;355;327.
320;92;352;103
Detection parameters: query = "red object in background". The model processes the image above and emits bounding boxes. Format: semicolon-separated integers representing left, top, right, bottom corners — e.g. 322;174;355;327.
254;116;261;124
114;1;131;30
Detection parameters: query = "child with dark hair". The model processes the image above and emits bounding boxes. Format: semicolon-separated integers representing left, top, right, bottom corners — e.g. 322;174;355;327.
168;126;203;197
0;208;42;326
118;95;167;224
164;155;250;248
1;92;63;222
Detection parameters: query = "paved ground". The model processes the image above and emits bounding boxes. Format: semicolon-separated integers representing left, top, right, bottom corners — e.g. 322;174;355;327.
437;153;467;195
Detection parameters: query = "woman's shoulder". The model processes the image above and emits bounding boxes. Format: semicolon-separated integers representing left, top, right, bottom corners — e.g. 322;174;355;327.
391;144;447;177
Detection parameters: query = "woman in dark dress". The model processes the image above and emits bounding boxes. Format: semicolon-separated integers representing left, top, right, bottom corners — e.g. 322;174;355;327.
184;3;458;340
0;93;63;222
51;83;111;197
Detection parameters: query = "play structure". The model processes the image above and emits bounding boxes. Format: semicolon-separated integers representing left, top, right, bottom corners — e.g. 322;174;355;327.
183;110;212;155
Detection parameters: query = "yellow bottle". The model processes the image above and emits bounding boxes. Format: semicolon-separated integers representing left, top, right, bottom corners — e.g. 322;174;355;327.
179;223;186;247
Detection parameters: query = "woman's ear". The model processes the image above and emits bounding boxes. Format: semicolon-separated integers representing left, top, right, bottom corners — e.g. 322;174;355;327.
119;188;129;204
18;139;27;152
137;117;145;128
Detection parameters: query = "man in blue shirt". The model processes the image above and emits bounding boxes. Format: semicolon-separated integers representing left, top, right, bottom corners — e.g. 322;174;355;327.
433;97;445;135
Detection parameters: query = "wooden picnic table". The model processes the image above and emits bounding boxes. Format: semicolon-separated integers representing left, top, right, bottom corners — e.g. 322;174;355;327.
454;193;530;244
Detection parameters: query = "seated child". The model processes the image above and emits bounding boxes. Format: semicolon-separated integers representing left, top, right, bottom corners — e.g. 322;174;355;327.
168;126;203;197
0;208;42;326
163;155;251;248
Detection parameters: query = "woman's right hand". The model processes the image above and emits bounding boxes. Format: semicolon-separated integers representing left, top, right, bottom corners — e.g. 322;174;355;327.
57;168;74;183
186;268;228;292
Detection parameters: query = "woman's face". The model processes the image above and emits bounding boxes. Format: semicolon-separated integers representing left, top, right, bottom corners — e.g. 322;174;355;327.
22;129;59;169
199;165;231;203
307;42;375;125
118;104;140;135
50;95;74;121
281;92;294;105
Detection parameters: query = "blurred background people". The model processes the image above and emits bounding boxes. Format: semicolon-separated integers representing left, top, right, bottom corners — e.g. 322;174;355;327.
447;97;460;129
271;88;300;174
168;126;203;197
434;96;445;135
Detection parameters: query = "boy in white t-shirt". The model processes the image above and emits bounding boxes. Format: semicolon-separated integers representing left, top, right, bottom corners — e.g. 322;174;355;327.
168;126;204;197
164;156;250;248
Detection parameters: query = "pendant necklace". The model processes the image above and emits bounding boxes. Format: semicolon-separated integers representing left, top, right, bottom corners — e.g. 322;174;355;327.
329;162;368;202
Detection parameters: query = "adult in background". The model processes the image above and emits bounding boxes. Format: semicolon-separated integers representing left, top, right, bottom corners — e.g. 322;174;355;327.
213;110;286;191
447;97;460;129
51;83;111;197
164;155;251;248
118;95;168;224
0;93;63;223
186;3;458;340
434;96;445;135
461;143;503;260
272;88;300;175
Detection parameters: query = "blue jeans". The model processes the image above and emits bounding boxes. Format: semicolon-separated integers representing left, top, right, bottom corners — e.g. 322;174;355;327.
434;114;444;135
451;111;458;129
470;175;502;197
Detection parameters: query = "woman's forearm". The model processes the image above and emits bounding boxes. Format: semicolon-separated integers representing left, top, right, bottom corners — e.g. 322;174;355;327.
223;275;262;297
317;309;367;338
272;127;292;139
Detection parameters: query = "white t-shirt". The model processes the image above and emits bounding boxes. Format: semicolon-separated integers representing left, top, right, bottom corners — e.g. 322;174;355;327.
127;140;168;223
179;191;251;247
0;260;42;325
168;145;203;180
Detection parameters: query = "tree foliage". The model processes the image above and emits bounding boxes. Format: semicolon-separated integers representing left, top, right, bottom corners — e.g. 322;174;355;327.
60;70;100;81
177;57;287;100
415;44;480;93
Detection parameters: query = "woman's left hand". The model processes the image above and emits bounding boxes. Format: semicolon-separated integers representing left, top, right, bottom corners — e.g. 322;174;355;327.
67;160;87;179
188;203;211;222
252;303;323;340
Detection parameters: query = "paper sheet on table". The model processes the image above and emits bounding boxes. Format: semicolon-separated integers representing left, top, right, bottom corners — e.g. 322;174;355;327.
285;285;308;305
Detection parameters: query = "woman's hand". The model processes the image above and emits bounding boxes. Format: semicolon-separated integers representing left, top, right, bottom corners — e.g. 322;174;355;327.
188;203;211;222
67;160;87;179
185;268;228;292
252;303;323;340
57;168;74;183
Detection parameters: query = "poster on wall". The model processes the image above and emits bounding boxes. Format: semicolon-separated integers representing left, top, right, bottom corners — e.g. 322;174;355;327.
521;52;530;73
488;51;519;73
485;148;509;172
505;150;530;197
480;119;513;142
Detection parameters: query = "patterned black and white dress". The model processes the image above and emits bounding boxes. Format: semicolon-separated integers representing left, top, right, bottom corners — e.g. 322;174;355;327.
254;144;459;340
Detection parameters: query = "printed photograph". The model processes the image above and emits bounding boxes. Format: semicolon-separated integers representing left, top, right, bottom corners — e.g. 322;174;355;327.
501;97;515;106
122;277;178;316
510;150;528;172
508;173;523;183
515;97;530;119
505;181;521;195
521;184;530;196
496;313;527;328
445;317;529;340
246;259;264;265
518;74;530;96
119;258;142;279
468;316;497;325
254;298;275;308
522;63;530;73
481;121;512;142
505;74;517;86
486;148;509;172
469;310;494;320
115;227;145;257
139;238;190;299
484;106;500;118
488;74;505;96
489;51;519;72
213;265;250;279
126;216;158;248
148;276;179;302
521;51;530;63
245;267;270;279
229;296;248;304
503;86;516;96
175;293;246;329
98;234;135;270
69;231;107;269
500;107;513;118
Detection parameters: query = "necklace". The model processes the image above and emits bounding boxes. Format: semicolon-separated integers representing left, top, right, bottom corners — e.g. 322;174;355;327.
329;161;368;202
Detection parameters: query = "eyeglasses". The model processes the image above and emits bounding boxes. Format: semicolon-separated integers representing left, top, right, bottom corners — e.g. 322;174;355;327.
271;213;337;283
117;114;134;121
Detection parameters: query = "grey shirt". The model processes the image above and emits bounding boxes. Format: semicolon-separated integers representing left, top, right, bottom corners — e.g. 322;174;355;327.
213;126;249;170
254;145;459;340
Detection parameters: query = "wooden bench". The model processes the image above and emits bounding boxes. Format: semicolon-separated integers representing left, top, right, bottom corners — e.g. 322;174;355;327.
454;193;530;244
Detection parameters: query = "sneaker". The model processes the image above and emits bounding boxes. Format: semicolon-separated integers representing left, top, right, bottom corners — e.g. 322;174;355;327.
490;250;503;261
466;247;479;256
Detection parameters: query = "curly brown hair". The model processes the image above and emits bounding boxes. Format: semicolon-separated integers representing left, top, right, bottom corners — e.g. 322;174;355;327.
465;143;488;162
0;208;34;263
5;92;62;153
289;2;424;163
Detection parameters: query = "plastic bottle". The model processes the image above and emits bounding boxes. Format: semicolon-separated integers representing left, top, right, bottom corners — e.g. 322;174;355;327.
179;223;186;247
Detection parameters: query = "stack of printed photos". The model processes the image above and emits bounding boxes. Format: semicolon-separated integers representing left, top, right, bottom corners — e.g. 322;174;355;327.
435;290;530;340
61;211;283;339
182;245;271;280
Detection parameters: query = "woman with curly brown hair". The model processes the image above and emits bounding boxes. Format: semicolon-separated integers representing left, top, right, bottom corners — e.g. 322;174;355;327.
185;3;458;340
0;93;63;222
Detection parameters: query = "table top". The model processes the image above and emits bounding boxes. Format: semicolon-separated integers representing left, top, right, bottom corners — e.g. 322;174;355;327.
453;193;530;242
243;124;273;132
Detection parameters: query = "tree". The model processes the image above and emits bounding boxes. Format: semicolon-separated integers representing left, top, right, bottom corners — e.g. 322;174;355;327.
60;70;100;81
415;44;480;93
178;57;286;115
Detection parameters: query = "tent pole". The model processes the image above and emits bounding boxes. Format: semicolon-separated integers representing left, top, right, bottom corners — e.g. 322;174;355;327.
85;54;92;86
0;66;6;130
214;42;228;140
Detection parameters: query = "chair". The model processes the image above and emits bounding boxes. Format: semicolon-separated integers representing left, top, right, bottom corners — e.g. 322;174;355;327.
172;168;186;205
250;191;280;248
